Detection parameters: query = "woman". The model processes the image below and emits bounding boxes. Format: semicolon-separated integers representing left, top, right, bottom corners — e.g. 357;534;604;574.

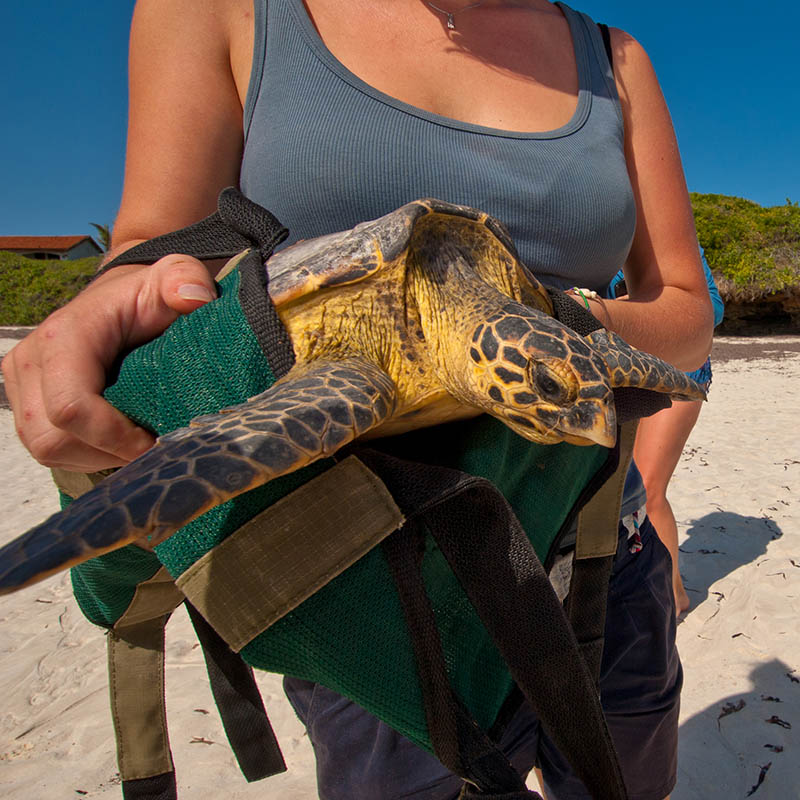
2;1;713;797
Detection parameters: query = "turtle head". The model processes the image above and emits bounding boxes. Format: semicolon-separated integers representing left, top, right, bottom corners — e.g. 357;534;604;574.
467;308;617;447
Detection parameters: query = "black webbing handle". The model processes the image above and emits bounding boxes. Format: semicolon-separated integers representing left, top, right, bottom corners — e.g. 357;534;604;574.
422;491;627;799
383;526;536;797
97;188;287;276
98;188;296;379
122;772;178;800
565;555;615;682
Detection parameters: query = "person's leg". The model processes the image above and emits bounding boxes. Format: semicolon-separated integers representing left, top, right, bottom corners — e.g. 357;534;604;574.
538;519;682;800
283;676;540;799
633;400;703;615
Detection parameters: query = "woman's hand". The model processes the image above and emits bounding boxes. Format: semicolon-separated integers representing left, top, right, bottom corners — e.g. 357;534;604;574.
1;255;217;472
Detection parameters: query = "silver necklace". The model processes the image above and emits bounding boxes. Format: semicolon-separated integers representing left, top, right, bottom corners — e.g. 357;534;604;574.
424;0;486;30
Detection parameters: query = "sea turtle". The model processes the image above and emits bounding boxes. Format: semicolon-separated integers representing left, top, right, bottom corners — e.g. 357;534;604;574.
0;198;704;593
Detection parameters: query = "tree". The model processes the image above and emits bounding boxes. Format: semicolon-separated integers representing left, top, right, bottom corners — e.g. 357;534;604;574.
89;222;111;252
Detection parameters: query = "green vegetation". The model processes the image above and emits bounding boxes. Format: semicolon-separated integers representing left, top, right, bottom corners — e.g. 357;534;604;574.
692;193;800;300
0;251;99;325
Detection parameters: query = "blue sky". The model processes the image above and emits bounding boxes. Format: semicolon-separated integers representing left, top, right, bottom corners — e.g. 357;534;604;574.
2;1;797;237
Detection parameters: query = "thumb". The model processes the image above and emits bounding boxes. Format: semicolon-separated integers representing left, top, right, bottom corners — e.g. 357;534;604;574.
152;253;218;314
118;254;218;348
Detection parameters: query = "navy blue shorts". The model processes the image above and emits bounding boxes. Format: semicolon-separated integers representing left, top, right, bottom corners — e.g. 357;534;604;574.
284;517;681;800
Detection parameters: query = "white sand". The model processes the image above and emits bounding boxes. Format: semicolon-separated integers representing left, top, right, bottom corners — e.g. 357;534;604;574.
1;332;798;799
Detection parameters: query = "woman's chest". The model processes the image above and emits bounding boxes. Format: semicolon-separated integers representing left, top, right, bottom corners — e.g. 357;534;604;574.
235;0;582;133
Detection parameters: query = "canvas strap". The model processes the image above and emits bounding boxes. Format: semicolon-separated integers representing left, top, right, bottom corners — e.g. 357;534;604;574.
176;455;404;651
108;583;177;788
566;419;638;683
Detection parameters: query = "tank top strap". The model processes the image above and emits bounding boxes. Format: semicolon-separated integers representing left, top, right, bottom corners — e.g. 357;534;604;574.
555;2;622;125
244;1;269;141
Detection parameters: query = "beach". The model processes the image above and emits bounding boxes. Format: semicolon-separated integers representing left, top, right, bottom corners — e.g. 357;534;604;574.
1;330;798;798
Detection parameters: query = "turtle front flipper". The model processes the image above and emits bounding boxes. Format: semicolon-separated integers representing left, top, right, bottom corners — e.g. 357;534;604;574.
0;359;396;595
586;329;707;401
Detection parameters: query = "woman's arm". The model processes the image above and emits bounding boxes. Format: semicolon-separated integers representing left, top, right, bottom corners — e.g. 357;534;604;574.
114;0;248;244
582;30;714;371
1;0;249;471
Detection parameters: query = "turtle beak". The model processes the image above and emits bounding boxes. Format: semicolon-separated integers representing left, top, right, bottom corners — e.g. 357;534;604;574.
538;397;617;447
493;396;616;447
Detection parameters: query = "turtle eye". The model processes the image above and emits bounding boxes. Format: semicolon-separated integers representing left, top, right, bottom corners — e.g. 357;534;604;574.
531;361;578;406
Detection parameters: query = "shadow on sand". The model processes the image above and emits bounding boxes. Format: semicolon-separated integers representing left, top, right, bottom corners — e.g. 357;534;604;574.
677;511;783;614
674;658;800;799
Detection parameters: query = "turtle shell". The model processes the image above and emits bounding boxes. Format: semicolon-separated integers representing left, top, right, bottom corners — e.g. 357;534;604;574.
264;198;543;309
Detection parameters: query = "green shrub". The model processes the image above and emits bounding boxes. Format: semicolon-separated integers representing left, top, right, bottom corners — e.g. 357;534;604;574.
692;193;800;299
0;252;99;325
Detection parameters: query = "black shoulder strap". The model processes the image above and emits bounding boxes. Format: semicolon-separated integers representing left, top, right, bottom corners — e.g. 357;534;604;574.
185;603;287;781
598;23;613;71
358;449;629;799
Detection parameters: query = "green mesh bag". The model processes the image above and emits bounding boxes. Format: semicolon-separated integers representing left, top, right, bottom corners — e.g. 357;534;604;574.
65;191;629;799
70;262;609;745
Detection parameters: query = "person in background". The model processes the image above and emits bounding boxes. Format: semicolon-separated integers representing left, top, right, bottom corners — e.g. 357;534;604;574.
2;1;714;797
608;252;724;614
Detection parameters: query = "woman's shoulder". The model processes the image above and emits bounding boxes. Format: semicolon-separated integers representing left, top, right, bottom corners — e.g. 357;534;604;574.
606;26;655;76
601;25;669;118
130;0;253;102
131;0;251;47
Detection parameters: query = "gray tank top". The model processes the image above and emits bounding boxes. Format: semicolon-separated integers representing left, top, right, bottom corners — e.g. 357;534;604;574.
240;0;636;291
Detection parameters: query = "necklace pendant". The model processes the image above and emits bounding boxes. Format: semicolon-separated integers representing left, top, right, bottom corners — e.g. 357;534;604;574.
446;13;456;29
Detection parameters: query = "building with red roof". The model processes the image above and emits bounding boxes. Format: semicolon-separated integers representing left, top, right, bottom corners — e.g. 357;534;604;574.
0;236;102;261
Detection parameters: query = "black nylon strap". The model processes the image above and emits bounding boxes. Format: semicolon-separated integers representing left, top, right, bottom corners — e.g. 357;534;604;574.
185;603;287;782
238;248;296;379
547;287;605;337
422;493;627;799
216;188;288;261
96;214;252;276
121;772;177;800
383;526;462;775
598;23;613;70
354;449;628;799
383;526;529;795
98;187;296;383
